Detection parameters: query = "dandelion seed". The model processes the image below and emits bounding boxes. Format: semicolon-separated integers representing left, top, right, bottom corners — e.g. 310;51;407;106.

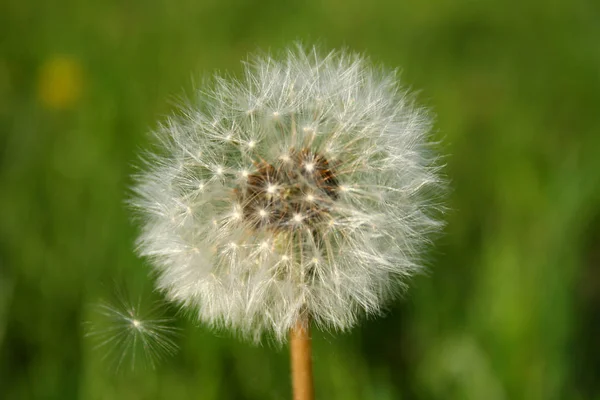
266;184;277;194
132;44;444;344
85;289;179;371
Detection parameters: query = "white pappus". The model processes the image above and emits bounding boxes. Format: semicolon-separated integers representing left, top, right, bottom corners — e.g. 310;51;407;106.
132;45;444;343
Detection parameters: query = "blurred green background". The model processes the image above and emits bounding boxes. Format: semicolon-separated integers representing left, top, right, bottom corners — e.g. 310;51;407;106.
1;0;599;398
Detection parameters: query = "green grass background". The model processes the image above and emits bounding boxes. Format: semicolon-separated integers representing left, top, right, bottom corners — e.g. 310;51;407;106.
1;0;600;398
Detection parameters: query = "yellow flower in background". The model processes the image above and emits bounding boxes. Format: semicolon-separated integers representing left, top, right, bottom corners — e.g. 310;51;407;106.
37;56;83;110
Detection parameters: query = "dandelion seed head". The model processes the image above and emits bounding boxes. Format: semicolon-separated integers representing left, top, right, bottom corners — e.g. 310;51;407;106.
132;44;444;343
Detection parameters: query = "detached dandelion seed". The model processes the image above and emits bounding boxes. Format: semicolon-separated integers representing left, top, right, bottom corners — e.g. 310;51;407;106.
85;290;179;371
132;44;444;399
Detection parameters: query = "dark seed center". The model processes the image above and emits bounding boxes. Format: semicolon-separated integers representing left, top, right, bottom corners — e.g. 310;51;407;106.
238;148;339;231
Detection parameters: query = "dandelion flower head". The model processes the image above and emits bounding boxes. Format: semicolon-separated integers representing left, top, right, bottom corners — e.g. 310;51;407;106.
133;45;443;342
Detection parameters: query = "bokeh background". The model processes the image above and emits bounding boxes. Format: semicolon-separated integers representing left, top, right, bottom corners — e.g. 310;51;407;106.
2;0;599;398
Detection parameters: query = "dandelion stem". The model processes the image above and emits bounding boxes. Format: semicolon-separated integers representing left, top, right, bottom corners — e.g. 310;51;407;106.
290;316;314;400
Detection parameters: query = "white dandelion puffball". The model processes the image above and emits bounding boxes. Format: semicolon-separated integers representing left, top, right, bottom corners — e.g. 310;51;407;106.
133;46;443;343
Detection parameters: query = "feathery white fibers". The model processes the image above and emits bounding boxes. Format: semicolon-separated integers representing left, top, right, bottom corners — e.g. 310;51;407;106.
132;45;443;343
86;289;179;370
